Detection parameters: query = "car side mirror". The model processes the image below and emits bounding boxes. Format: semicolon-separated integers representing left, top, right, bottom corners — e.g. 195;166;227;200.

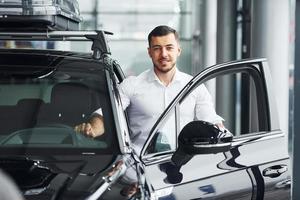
171;120;233;166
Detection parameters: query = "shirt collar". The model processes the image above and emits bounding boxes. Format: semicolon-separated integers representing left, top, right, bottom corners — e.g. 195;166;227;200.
147;67;182;84
147;68;159;82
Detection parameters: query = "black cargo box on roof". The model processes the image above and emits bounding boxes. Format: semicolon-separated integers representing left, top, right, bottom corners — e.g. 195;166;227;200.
0;0;82;31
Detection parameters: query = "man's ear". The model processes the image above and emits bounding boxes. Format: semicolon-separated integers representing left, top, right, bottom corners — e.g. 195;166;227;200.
177;46;182;56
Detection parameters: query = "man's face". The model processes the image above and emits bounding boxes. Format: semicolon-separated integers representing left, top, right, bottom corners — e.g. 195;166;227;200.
148;33;181;73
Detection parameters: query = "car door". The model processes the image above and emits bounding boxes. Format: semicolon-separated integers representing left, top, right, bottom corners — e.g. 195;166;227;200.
140;58;291;200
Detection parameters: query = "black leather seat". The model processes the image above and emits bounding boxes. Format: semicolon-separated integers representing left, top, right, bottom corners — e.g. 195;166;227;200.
38;82;98;126
17;98;44;128
0;99;44;134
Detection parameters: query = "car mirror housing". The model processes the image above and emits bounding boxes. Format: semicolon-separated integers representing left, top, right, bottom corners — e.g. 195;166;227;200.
171;120;233;166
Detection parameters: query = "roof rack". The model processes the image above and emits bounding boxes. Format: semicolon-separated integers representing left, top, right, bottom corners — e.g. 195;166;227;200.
0;30;113;59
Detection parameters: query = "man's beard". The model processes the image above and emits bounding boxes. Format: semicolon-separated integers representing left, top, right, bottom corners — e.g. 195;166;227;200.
154;62;176;73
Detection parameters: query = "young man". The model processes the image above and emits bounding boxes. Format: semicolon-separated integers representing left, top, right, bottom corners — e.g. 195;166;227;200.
75;25;223;154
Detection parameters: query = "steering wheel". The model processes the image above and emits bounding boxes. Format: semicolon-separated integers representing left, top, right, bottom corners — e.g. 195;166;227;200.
1;123;107;148
39;123;84;145
39;123;107;147
0;123;81;146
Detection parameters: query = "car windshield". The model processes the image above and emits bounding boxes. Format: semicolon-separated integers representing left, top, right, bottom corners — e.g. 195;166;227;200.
0;50;120;155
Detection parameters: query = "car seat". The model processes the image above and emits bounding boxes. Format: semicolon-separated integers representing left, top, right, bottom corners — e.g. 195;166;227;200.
37;82;98;126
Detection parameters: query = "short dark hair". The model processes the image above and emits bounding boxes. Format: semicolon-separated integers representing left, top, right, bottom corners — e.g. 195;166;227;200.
148;25;179;47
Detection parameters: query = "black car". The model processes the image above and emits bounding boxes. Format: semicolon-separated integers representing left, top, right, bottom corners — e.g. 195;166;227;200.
0;30;291;200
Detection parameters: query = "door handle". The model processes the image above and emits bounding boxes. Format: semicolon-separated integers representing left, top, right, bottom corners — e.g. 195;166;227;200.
263;165;288;178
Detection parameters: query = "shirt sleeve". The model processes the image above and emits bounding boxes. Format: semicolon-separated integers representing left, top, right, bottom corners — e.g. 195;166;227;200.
94;108;103;116
194;84;224;124
92;77;134;115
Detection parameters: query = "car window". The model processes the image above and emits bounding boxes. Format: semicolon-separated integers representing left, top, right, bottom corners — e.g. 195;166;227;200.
0;52;120;155
144;65;269;155
204;72;263;135
145;109;177;153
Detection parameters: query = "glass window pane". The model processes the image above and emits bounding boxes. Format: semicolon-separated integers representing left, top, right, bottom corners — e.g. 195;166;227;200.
0;52;120;154
145;108;177;155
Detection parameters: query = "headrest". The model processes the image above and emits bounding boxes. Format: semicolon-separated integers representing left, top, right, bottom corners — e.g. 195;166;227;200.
17;98;44;107
50;82;94;111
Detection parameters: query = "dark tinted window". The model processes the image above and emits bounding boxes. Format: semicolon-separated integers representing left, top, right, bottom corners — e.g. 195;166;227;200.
0;52;120;155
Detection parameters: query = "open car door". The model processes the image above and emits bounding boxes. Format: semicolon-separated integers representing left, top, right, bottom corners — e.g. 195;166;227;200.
140;58;290;199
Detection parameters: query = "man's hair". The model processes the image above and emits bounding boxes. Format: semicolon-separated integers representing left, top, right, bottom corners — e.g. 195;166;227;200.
148;25;179;47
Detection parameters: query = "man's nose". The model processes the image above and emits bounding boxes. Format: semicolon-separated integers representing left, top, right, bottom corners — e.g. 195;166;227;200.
161;48;168;57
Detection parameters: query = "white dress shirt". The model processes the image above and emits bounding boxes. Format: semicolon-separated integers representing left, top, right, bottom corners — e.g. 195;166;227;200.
118;68;223;154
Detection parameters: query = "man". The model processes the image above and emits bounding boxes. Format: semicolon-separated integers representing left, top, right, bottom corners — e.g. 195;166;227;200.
75;25;223;154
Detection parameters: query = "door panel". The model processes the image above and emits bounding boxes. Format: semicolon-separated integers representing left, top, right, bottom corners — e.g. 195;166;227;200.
144;132;290;200
261;160;291;200
232;131;290;199
145;153;253;199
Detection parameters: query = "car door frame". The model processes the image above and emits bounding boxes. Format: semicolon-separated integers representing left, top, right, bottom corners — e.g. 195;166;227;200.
141;58;274;157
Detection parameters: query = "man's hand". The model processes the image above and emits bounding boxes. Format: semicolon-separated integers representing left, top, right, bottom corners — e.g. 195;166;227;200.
215;122;225;131
74;115;105;138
